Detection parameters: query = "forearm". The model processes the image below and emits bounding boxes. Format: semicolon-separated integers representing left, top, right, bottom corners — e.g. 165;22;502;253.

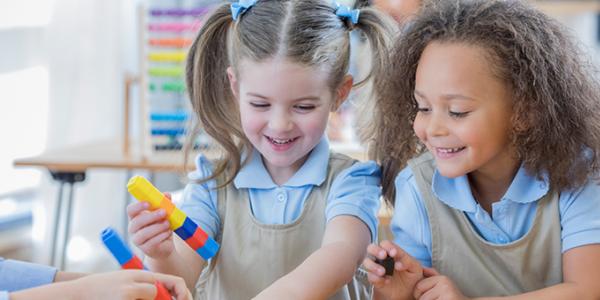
10;280;80;300
255;241;361;300
52;271;86;283
477;282;598;300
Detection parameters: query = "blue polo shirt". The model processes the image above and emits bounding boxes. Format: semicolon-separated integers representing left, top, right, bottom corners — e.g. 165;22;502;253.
0;257;57;299
392;164;600;268
180;137;381;241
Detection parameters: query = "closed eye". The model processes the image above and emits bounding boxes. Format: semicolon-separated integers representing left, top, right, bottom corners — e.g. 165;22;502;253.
294;105;315;112
449;111;470;118
250;102;270;108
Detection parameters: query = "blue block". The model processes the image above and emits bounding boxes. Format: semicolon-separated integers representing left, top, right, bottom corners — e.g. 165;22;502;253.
196;237;219;260
174;217;197;240
101;227;134;266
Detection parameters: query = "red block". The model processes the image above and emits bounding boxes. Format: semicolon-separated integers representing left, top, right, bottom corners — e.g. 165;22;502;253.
185;227;208;250
122;256;144;270
154;281;171;300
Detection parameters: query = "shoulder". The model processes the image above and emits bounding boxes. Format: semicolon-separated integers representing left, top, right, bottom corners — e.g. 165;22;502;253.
330;157;381;186
187;154;217;182
559;177;600;252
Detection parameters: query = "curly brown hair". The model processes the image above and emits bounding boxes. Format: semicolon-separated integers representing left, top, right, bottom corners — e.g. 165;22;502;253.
370;0;600;204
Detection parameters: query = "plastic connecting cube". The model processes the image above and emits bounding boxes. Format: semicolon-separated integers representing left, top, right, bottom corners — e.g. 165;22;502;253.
100;227;171;300
127;176;219;260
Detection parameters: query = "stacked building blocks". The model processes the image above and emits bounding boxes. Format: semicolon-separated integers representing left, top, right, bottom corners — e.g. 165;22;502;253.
127;175;219;260
101;227;171;300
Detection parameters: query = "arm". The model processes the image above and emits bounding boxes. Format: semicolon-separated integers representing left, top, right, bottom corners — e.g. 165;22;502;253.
10;270;192;300
475;244;600;300
145;235;207;289
413;245;600;300
255;215;371;300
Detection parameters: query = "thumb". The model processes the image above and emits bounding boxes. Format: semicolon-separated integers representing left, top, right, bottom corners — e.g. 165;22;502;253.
163;192;172;201
423;267;439;277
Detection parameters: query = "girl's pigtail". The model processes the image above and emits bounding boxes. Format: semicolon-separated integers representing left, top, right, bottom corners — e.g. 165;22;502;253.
184;4;248;186
351;8;400;205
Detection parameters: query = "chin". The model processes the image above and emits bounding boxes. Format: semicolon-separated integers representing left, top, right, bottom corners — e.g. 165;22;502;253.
436;166;466;179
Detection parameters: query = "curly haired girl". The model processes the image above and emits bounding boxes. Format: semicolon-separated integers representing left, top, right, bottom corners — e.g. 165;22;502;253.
363;0;600;299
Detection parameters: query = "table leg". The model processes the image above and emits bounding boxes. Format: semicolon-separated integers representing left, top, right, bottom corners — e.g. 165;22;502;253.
49;171;86;270
50;181;65;267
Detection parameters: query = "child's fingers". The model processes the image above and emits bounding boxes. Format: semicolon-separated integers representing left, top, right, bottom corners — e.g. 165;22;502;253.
152;273;192;300
163;192;172;201
126;201;150;219
366;243;388;260
413;276;438;299
131;282;158;300
131;220;170;247
367;271;388;288
141;229;172;250
423;267;439;277
362;256;387;277
128;209;167;235
379;241;421;274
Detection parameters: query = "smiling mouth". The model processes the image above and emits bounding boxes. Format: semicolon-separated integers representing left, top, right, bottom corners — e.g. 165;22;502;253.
437;147;466;153
266;136;299;145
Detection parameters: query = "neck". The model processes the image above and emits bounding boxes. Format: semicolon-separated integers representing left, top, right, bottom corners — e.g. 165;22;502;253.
468;160;520;214
262;155;308;186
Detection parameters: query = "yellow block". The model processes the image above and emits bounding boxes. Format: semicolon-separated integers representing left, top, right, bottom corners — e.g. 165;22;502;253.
169;208;187;231
127;176;164;209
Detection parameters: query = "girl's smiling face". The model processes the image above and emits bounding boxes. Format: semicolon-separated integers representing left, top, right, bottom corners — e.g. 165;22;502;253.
413;42;517;180
228;58;350;183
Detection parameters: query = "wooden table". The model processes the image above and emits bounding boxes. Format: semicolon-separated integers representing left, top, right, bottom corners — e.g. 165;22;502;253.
13;140;198;269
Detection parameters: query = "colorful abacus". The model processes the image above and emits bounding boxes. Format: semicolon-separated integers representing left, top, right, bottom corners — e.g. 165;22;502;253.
127;176;219;260
100;227;171;300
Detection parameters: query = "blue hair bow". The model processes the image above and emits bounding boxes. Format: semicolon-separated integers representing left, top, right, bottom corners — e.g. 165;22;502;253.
334;2;360;25
231;0;257;21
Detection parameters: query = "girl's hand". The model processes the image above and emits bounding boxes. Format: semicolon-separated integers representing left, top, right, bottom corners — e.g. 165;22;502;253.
363;240;424;300
413;268;469;300
71;270;192;300
127;193;175;259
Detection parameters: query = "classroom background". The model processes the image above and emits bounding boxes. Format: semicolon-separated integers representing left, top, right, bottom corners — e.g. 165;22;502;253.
1;0;599;274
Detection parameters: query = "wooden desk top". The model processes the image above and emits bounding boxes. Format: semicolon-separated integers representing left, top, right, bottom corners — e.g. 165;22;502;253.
13;141;196;172
13;140;367;173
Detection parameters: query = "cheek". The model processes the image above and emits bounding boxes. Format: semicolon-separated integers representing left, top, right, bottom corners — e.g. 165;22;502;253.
413;116;426;141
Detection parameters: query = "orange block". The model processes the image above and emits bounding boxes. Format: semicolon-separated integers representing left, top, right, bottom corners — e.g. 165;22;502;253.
159;197;175;215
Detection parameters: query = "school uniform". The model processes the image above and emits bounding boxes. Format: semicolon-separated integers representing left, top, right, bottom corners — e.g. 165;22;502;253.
180;136;381;299
392;152;600;296
0;257;57;299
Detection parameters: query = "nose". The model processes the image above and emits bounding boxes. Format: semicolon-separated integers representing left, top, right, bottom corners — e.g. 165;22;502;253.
425;112;448;137
268;109;293;132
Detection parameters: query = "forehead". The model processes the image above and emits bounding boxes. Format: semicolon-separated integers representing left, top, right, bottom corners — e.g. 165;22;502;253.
236;58;332;96
415;42;507;98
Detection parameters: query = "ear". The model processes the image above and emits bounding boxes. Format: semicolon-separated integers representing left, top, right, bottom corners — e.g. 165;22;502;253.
226;66;239;100
331;74;353;112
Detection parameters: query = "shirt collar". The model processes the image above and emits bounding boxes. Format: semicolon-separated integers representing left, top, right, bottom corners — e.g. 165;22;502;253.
233;136;330;189
431;163;549;212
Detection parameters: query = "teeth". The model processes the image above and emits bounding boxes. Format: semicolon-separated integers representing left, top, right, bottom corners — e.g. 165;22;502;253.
269;137;295;145
438;147;464;153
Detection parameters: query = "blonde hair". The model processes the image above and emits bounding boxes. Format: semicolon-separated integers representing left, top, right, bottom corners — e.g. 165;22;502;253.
184;0;396;186
371;0;600;204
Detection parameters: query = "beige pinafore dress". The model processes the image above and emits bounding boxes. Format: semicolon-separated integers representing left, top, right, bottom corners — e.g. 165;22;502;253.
408;153;562;297
196;152;371;299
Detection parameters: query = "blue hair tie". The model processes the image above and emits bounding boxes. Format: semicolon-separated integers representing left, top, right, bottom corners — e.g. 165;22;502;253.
231;0;257;21
334;2;360;25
